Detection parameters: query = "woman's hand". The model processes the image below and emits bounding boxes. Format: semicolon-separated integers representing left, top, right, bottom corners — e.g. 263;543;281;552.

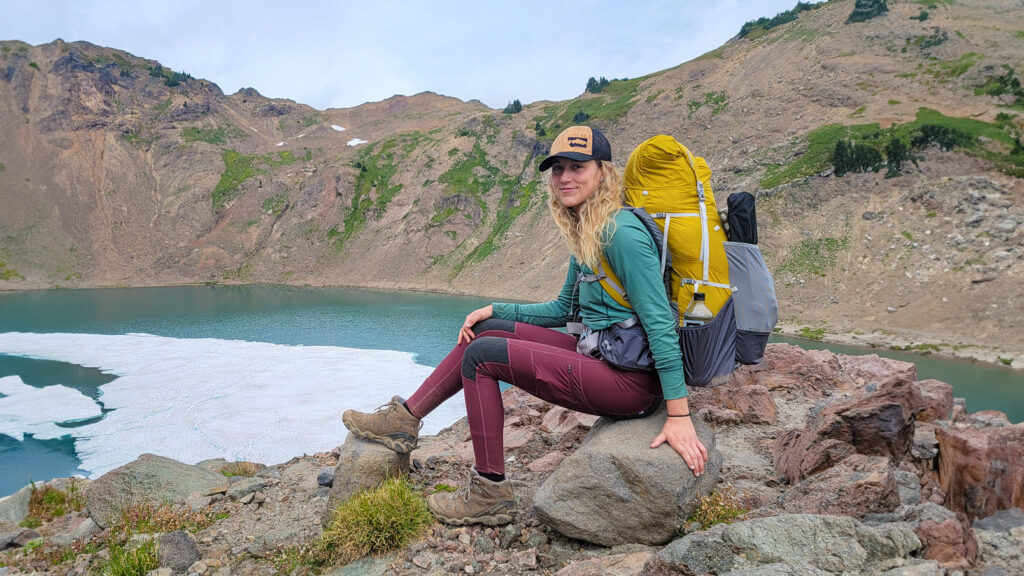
458;305;494;345
650;398;708;476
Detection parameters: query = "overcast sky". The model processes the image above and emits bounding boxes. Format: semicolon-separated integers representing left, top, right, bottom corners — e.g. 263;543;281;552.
0;0;817;110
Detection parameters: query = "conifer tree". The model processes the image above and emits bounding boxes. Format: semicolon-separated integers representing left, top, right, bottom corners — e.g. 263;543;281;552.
833;140;851;177
885;137;909;177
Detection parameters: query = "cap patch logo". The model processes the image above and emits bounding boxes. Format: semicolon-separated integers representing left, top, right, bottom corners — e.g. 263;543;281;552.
567;136;589;149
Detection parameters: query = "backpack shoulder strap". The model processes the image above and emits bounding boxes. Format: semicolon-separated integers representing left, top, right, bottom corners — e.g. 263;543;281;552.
578;208;672;310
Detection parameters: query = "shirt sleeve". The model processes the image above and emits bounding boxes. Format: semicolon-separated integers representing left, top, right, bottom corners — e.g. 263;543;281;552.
604;214;688;399
492;258;579;328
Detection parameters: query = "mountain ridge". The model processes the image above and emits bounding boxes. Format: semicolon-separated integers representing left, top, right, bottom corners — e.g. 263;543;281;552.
1;0;1022;365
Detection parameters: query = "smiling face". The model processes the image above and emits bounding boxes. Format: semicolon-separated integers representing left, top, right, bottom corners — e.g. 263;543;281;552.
549;157;601;210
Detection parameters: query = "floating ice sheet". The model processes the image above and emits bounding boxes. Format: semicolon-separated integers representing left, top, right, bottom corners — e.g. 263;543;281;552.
0;333;464;478
0;376;103;441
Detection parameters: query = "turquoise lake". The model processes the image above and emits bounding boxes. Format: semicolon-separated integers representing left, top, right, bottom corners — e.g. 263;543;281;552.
0;285;1020;498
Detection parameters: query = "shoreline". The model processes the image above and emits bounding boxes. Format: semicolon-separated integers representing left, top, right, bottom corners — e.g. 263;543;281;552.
2;280;1021;370
773;322;1022;371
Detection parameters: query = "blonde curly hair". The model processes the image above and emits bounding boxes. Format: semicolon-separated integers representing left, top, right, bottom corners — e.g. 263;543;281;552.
546;160;623;269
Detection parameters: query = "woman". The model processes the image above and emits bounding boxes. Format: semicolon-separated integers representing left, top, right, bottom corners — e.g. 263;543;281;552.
343;126;708;526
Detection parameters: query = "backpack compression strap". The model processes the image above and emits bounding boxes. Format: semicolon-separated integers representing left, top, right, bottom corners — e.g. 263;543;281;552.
579;258;633;309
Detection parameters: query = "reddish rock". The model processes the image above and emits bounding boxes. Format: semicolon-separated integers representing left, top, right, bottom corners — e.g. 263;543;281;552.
540;406;599;437
503;426;535;449
554;551;652;575
936;423;1024;520
913;379;954;422
837;353;918;389
729;343;844;397
708;384;777;424
502;386;546;416
526;452;566;472
956;410;1012;428
774;378;926;484
778;454;900;517
698;405;744;424
915;514;979;569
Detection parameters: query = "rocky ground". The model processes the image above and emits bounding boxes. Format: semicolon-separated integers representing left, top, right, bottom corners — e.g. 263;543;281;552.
1;344;1022;575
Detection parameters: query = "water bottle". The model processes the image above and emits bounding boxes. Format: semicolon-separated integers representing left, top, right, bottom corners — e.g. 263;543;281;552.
683;292;714;327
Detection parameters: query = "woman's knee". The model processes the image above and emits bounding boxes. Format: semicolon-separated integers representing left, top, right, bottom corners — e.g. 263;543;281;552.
462;336;510;380
471;318;515;335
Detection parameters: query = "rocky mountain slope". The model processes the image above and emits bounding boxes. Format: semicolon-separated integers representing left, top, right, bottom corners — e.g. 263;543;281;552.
1;0;1022;363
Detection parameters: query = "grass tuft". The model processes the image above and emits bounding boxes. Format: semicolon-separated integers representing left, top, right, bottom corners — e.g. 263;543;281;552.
100;539;160;576
221;461;263;477
310;476;432;566
688;484;747;529
20;481;85;527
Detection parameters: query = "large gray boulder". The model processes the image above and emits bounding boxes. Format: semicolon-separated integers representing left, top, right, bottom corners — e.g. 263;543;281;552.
533;405;722;546
326;434;410;522
646;514;920;575
973;507;1024;574
0;484;32;527
85;454;226;528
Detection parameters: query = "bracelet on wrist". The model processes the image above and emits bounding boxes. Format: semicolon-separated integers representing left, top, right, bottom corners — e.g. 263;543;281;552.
667;413;690;418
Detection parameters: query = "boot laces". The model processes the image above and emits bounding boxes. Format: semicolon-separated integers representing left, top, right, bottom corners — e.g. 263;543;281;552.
458;471;478;503
369;399;423;430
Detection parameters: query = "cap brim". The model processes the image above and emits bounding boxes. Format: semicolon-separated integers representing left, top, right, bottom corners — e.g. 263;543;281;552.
539;152;596;172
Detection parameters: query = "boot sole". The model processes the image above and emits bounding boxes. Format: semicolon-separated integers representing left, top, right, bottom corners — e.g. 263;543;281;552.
433;512;514;526
342;419;417;454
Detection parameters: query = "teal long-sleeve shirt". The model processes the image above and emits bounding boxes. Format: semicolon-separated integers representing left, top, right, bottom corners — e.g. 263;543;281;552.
491;210;687;399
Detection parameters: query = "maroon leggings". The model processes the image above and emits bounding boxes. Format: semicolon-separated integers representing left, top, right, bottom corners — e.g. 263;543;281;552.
405;319;662;475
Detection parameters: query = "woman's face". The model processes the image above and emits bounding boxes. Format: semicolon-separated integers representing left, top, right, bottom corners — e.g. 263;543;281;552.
550;157;601;209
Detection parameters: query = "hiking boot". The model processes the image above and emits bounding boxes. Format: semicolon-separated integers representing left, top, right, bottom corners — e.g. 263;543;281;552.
342;396;421;453
427;468;516;526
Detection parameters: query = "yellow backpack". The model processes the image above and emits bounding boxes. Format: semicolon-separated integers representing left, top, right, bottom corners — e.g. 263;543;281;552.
596;135;732;321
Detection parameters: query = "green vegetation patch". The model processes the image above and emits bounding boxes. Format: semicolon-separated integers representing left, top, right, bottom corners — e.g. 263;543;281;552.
532;77;644;137
739;1;821;39
98;538;160;576
335;132;431;247
847;0;889;24
693;46;726;62
148;65;192;87
212;150;259;210
797;327;826;341
437;143;539;273
892;342;942;353
19;482;85;528
300;112;328;127
261;194;288;216
181;125;240;145
974;65;1023;104
0;259;25;281
502;99;523;114
923;52;983;80
211;147;311;211
310;476;432;567
761;107;1024;187
688;91;728;119
779;237;850;277
760;123;881;188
